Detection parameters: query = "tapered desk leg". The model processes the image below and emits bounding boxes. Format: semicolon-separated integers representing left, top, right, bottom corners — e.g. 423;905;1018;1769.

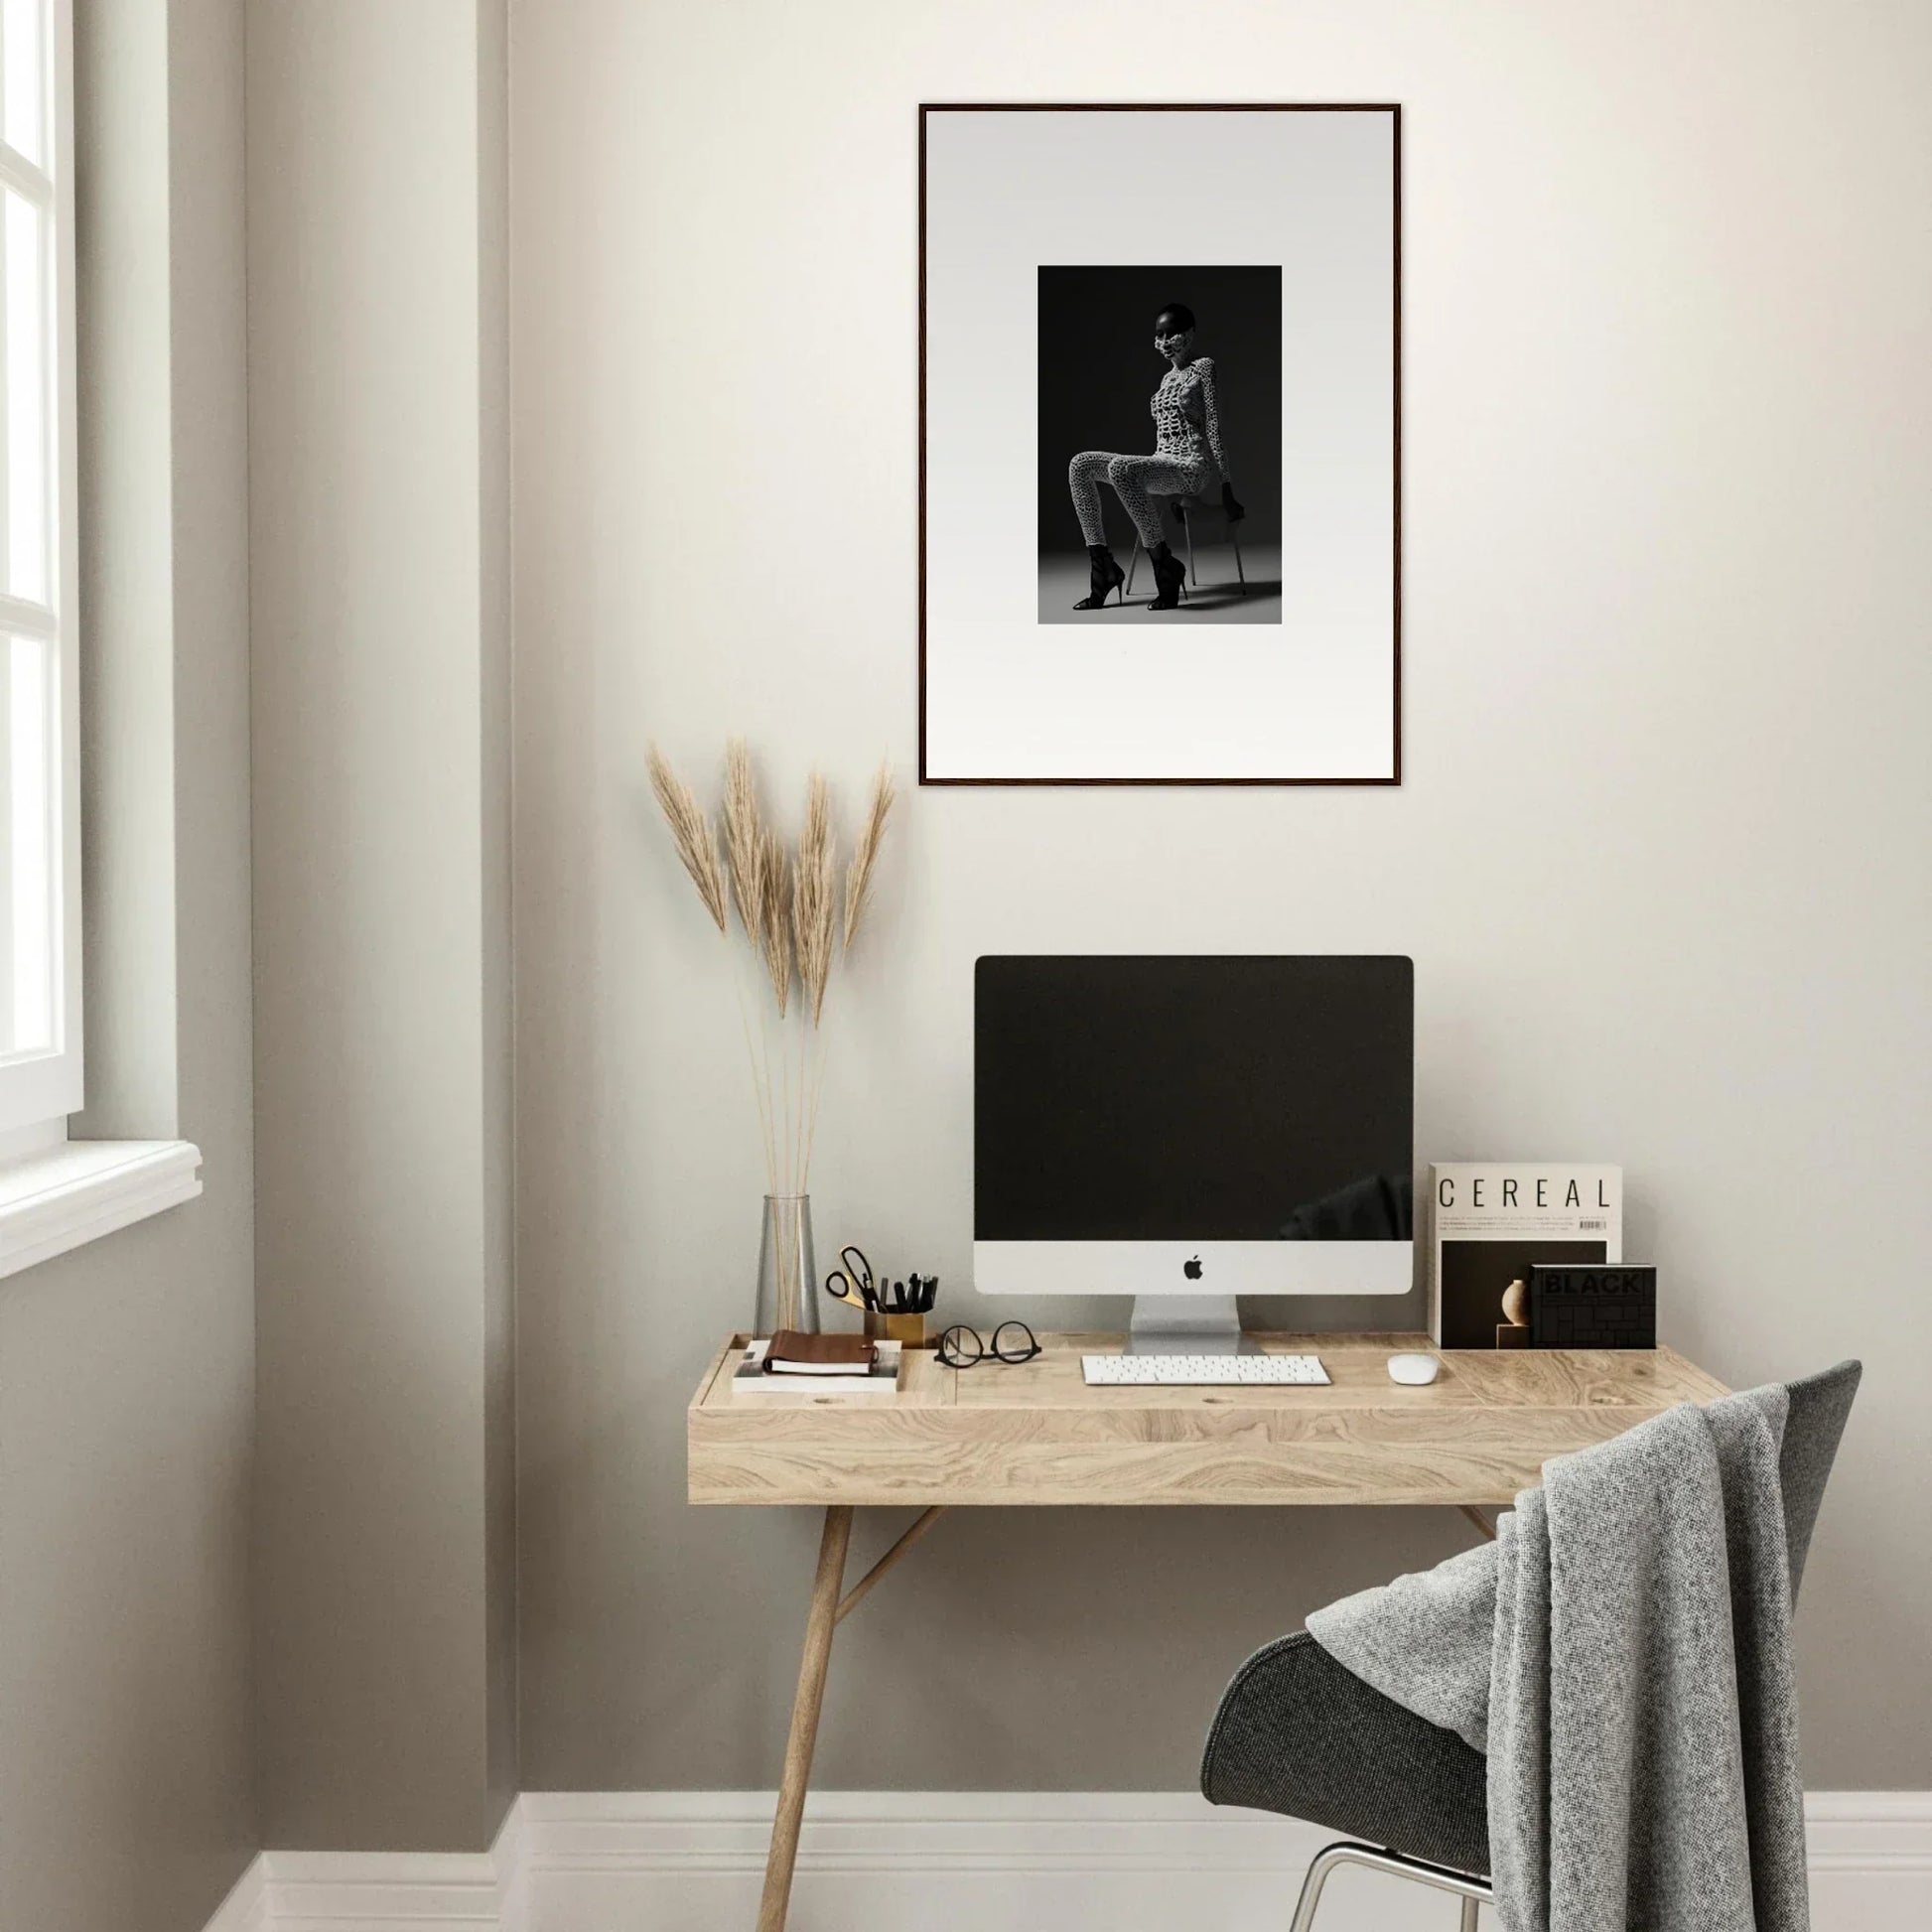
1458;1505;1498;1542
758;1504;853;1932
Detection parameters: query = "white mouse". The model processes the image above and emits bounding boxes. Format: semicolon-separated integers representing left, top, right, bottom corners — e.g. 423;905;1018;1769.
1387;1352;1442;1386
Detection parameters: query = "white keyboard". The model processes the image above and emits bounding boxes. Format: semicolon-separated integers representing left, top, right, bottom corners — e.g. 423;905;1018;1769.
1081;1352;1329;1387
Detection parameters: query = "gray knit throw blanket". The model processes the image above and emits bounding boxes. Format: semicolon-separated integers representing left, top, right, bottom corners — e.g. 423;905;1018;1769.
1307;1388;1809;1932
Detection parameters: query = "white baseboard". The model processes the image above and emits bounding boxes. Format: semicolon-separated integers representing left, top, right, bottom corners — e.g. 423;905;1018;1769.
1802;1792;1932;1932
202;1855;268;1932
199;1805;522;1932
204;1790;1932;1932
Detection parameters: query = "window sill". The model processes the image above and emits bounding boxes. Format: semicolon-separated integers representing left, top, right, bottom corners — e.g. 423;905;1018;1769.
0;1139;203;1282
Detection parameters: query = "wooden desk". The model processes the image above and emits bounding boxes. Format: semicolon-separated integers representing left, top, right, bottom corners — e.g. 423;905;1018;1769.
688;1331;1726;1930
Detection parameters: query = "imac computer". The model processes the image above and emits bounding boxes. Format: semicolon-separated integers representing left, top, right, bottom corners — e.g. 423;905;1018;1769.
974;955;1414;1352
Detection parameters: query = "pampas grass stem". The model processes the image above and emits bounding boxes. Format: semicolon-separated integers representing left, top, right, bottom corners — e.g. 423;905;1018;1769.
647;747;728;933
842;762;895;952
646;743;896;1210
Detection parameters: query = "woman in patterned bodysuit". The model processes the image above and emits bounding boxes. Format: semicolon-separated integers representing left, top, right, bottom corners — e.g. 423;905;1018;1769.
1067;304;1246;612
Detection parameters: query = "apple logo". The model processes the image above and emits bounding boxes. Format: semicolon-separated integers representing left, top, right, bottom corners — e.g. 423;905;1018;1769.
1183;1255;1203;1280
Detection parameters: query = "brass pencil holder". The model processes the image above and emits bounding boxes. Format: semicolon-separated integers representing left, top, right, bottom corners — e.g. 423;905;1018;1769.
866;1310;927;1348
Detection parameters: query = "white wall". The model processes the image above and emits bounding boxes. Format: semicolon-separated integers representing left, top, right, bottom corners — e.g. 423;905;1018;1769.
511;0;1932;1793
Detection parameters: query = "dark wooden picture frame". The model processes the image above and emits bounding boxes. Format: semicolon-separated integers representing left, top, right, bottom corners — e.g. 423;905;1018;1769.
917;103;1402;787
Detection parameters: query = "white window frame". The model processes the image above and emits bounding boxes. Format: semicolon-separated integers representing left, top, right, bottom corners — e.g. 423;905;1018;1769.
0;0;79;1138
0;0;200;1277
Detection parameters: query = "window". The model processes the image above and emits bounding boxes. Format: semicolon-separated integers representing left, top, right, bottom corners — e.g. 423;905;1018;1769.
0;0;75;1141
0;0;199;1275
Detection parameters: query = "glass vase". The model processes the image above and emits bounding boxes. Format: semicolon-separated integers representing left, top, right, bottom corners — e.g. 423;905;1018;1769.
755;1193;818;1338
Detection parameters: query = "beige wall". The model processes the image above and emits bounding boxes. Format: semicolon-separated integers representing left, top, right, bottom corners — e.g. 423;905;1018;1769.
250;0;516;1853
511;0;1932;1794
0;2;257;1928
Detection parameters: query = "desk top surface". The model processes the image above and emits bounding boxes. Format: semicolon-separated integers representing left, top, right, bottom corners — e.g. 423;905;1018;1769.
688;1332;1727;1508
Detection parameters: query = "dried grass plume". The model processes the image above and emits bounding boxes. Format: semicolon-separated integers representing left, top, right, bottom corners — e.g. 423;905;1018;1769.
842;761;896;952
645;741;897;1195
757;825;793;1017
721;739;763;941
646;746;727;932
791;773;837;1024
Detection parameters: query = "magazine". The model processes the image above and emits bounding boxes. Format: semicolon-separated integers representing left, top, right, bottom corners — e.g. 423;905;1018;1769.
1429;1164;1621;1348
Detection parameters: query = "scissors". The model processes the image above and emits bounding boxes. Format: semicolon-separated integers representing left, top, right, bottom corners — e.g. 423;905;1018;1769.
824;1245;878;1312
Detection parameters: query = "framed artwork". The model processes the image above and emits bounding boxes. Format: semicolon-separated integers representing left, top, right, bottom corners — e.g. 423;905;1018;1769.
918;104;1401;785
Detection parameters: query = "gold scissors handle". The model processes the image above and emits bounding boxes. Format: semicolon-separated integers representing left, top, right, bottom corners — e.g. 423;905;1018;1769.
824;1243;876;1310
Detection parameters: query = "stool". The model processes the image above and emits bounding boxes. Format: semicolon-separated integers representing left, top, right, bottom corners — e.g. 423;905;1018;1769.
1125;494;1246;598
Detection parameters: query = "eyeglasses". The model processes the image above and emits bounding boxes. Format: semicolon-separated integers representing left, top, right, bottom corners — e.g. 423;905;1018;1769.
936;1320;1041;1368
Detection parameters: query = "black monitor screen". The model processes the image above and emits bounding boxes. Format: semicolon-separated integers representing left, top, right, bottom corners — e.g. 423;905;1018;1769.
974;956;1414;1241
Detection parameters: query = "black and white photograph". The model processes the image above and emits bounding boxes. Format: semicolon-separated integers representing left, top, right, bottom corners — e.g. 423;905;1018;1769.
1039;265;1282;625
920;104;1400;784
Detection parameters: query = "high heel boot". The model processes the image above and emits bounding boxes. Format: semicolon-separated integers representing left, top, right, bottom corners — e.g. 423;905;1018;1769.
1147;541;1187;611
1073;544;1126;610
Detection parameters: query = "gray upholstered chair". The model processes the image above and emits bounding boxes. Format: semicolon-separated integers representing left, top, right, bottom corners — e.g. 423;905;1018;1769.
1200;1361;1862;1930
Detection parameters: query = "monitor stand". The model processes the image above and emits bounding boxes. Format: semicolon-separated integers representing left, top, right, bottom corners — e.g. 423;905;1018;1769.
1125;1294;1255;1356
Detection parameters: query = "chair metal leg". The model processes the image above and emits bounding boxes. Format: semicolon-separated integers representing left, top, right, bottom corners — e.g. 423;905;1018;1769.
1125;541;1141;595
1287;1842;1349;1932
1232;521;1246;593
1287;1842;1492;1932
1184;513;1197;587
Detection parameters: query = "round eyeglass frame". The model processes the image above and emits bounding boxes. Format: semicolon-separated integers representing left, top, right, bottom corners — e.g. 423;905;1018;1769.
935;1320;1041;1368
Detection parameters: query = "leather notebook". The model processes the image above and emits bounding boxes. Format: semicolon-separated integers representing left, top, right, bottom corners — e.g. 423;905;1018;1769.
765;1330;877;1375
